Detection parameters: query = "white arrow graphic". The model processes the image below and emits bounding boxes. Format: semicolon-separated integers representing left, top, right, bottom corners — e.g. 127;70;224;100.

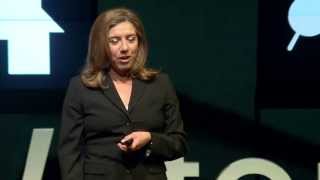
0;0;64;75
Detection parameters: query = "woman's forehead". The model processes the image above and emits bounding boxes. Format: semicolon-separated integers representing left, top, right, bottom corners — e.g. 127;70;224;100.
108;21;137;37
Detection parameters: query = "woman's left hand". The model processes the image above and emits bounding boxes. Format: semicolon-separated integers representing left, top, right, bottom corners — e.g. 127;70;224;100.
117;131;151;152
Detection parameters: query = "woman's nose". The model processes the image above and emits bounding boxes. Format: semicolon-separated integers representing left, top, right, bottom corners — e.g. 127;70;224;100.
120;40;129;52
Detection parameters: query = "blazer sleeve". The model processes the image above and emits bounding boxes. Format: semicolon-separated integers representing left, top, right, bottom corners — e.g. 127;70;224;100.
58;77;85;180
148;74;188;161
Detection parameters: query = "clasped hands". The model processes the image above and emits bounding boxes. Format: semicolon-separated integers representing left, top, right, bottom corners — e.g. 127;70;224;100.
117;131;151;152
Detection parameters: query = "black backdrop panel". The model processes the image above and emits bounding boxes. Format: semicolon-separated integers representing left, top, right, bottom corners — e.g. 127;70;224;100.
257;0;320;108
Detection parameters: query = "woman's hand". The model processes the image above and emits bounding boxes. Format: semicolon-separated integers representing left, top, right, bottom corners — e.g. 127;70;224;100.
117;131;151;152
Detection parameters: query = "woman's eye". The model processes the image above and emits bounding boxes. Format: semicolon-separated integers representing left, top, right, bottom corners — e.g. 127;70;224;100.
128;36;137;42
109;38;119;44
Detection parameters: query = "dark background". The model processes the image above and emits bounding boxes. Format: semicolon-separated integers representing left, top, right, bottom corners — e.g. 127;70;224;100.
1;0;320;179
257;0;320;108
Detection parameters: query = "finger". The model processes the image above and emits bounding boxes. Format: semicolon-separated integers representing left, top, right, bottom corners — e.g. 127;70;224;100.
117;143;128;152
119;143;128;151
129;138;141;151
130;141;137;151
120;134;133;144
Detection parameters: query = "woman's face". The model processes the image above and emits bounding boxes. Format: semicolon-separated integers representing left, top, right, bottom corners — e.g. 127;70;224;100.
107;21;139;75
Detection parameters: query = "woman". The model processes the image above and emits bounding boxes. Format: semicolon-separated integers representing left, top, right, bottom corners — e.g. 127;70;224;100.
58;8;187;180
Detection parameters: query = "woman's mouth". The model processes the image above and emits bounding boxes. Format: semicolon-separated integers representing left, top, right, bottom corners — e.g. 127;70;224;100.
118;56;131;63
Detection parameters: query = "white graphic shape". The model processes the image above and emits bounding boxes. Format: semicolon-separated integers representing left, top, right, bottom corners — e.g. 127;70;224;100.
217;158;291;180
0;0;64;74
22;128;54;180
165;158;199;180
287;0;320;51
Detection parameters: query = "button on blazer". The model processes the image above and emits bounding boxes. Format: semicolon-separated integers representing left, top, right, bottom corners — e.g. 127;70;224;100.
58;73;187;180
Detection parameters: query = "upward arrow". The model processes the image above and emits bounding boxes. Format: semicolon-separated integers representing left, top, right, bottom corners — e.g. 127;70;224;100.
0;0;64;75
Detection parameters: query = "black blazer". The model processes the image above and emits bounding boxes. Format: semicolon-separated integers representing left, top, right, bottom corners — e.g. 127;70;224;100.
58;73;187;180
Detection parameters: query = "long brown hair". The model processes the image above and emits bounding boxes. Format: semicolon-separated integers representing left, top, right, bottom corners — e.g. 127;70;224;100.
81;8;159;88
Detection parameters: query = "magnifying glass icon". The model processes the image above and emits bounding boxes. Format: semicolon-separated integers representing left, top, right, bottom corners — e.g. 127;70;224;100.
287;0;320;51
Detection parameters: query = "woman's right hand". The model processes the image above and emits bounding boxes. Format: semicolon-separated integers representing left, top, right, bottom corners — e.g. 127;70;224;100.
117;131;151;152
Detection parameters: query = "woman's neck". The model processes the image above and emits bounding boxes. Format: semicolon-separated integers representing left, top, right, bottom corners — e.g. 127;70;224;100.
109;69;131;83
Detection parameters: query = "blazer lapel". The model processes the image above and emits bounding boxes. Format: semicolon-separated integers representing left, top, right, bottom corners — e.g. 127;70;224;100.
129;78;147;113
101;74;128;115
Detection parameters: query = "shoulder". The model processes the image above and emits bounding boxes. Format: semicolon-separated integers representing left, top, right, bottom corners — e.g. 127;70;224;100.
153;72;171;84
150;72;175;91
155;73;178;100
137;72;173;91
69;75;81;85
67;75;85;92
